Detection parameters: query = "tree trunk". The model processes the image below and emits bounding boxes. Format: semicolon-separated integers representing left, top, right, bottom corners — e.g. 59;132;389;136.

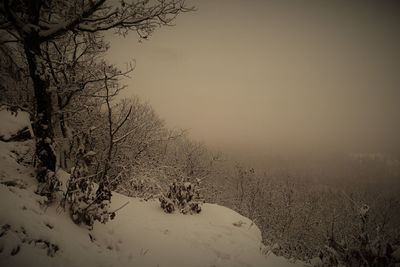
23;39;59;199
56;95;71;170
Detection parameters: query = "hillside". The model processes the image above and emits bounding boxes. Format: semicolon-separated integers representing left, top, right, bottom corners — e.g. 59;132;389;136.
0;109;302;267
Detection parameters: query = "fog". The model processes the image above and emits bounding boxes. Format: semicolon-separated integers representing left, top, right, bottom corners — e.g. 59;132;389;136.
106;0;400;162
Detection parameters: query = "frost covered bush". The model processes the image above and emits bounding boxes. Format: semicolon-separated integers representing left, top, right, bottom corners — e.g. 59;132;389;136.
159;179;202;214
63;131;115;227
317;204;398;267
36;170;61;203
67;171;114;227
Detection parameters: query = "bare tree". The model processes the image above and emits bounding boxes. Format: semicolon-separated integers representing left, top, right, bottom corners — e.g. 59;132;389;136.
0;0;193;198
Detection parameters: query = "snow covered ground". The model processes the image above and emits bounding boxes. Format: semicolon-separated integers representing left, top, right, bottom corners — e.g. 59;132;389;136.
0;108;32;141
0;109;304;267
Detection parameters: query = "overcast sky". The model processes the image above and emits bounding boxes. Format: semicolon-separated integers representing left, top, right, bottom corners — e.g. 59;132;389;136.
106;0;400;158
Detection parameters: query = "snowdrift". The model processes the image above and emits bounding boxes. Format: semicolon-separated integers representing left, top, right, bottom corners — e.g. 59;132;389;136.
0;109;302;267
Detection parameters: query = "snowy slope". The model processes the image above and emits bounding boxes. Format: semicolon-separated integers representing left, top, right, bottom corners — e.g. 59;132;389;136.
0;108;32;140
0;110;303;267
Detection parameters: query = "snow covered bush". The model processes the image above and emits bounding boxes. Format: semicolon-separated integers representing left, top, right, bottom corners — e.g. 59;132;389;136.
36;170;62;203
159;179;202;214
318;204;398;267
63;130;115;227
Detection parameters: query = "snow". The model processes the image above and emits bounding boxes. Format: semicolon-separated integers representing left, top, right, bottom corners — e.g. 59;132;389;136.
0;111;303;267
0;108;32;140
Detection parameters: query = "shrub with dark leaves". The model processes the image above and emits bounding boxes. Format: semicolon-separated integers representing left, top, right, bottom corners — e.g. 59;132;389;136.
159;178;202;214
63;131;115;227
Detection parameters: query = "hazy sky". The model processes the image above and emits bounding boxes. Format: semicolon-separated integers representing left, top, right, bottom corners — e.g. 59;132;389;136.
106;0;400;157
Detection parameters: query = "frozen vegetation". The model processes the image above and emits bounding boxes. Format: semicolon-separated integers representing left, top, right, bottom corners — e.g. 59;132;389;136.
0;109;302;267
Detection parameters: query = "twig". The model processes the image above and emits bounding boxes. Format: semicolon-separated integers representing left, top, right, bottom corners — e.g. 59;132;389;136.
112;201;129;213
